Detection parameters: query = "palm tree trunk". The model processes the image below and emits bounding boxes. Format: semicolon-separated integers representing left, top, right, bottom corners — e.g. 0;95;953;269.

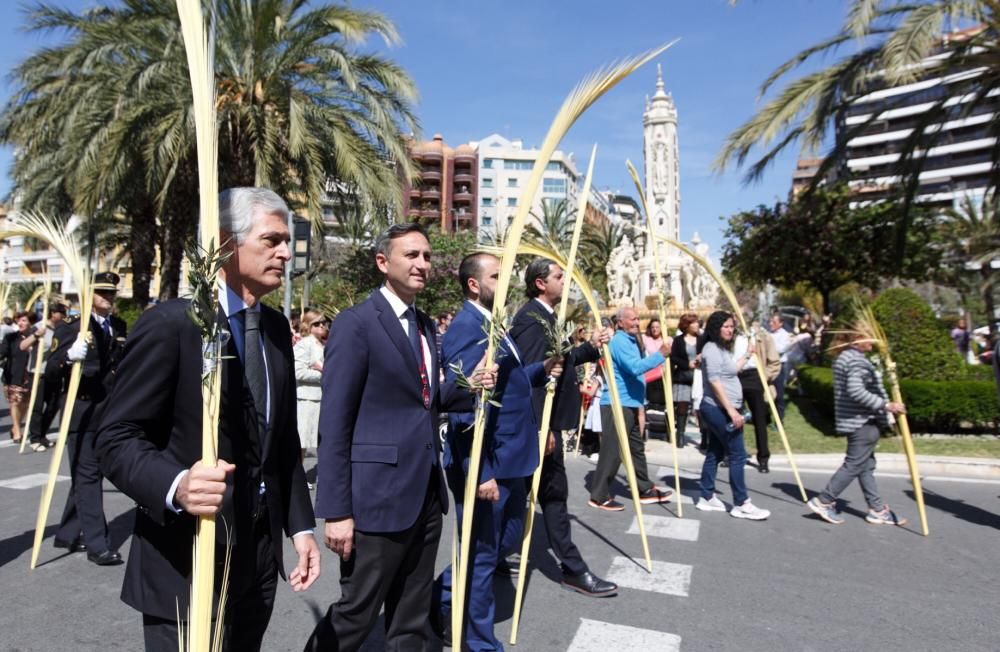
158;205;196;301
129;204;157;307
982;270;997;340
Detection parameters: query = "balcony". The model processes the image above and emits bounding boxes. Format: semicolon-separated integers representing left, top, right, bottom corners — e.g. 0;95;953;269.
453;191;473;202
453;172;474;184
421;169;442;182
418;149;443;161
421;188;441;200
408;188;422;199
421;209;440;219
454;151;476;163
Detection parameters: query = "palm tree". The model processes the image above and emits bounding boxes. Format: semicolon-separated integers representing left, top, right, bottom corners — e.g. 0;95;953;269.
1;0;419;301
580;219;626;302
715;1;1000;203
941;192;1000;336
526;198;575;251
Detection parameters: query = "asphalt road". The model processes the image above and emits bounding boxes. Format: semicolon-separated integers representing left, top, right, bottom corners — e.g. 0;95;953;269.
1;413;999;651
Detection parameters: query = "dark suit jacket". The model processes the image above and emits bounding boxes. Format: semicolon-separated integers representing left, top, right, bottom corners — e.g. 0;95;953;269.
95;300;314;620
48;314;127;431
443;300;545;482
509;299;601;432
314;289;474;533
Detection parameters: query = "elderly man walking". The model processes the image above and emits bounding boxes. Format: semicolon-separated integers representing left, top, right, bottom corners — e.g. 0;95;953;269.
588;306;673;511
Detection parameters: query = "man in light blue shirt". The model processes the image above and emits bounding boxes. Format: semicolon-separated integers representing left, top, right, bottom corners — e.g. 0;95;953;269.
588;306;673;511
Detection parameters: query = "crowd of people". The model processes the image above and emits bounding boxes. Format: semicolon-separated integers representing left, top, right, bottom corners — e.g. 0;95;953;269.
1;187;924;651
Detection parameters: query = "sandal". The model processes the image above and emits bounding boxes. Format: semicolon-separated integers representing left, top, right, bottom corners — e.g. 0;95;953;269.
30;442;48;453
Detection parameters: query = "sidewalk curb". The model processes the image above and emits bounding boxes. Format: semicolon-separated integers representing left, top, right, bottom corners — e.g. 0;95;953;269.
640;439;1000;480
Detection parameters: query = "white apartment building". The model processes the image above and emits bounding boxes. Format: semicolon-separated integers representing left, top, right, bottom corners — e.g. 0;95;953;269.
470;133;580;239
839;26;997;208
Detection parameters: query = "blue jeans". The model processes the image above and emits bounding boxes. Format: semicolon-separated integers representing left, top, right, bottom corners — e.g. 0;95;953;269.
698;401;749;506
434;475;526;651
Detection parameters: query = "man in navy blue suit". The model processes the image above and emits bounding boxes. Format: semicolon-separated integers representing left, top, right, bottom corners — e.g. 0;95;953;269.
433;252;562;651
305;224;494;651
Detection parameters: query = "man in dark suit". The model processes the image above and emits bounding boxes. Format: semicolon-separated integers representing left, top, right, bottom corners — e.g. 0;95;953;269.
96;188;320;652
433;252;562;651
25;301;67;451
305;224;494;651
50;273;126;564
508;258;618;598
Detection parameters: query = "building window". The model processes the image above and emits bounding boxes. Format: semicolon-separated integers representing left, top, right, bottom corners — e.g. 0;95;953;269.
482;216;492;226
542;178;566;194
507;177;518;188
504;160;533;170
482;197;493;207
483;158;496;169
482;178;493;188
507;198;517;207
546;162;562;171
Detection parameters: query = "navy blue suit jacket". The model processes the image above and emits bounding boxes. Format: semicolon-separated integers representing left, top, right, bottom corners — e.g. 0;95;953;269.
315;290;474;533
442;301;545;482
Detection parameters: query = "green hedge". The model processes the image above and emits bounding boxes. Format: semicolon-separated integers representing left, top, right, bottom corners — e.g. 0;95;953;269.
797;365;999;434
871;288;965;380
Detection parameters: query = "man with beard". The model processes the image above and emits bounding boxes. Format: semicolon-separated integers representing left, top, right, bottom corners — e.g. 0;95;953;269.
432;252;562;650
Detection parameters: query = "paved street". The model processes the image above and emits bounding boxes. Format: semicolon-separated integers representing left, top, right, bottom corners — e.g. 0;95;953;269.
2;412;999;651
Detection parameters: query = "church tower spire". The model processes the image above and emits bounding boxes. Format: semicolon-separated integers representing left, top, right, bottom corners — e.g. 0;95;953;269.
642;64;680;243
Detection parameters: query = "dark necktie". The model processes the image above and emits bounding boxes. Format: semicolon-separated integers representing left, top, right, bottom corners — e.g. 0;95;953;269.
404;307;422;367
102;318;112;342
404;307;431;409
244;309;268;432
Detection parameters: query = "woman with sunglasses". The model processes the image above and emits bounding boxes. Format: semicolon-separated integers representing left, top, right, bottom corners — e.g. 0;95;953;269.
294;310;330;476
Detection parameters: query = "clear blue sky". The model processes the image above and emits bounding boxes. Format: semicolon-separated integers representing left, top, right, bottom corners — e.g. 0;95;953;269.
0;0;850;254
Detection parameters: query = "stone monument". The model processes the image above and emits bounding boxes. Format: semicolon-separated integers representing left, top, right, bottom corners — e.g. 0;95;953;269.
607;65;717;312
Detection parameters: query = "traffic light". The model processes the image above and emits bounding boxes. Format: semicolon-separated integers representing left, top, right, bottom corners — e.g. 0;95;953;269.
292;215;311;275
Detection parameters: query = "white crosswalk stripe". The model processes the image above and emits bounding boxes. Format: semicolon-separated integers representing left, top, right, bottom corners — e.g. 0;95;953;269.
604;555;692;597
628;514;700;542
567;618;681;651
0;473;69;490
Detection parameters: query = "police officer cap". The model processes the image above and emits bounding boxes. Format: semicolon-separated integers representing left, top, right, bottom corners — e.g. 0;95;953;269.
49;302;68;315
93;272;121;292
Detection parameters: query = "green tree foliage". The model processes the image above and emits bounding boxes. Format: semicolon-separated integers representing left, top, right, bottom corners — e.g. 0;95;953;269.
301;226;475;319
722;184;940;314
871;287;965;380
938;193;1000;337
1;0;418;304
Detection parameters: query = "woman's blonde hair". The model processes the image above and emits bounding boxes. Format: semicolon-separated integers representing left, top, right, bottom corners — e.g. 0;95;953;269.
299;309;324;336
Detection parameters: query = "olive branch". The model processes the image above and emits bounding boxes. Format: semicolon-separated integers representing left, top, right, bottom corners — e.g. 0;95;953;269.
529;313;575;359
184;239;233;384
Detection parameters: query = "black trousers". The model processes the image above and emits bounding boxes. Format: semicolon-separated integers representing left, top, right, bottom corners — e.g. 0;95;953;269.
142;512;279;652
538;431;588;576
55;429;110;552
738;370;770;462
305;473;442;652
28;377;61;444
589;406;653;502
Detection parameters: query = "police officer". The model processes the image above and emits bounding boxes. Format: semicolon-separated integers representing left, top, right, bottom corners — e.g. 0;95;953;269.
51;272;127;565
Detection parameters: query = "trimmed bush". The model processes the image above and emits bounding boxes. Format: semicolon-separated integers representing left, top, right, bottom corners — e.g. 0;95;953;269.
871;288;964;380
797;365;998;434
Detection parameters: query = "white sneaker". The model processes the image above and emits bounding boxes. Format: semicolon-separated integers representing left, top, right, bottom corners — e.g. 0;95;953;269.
695;495;726;512
730;500;770;520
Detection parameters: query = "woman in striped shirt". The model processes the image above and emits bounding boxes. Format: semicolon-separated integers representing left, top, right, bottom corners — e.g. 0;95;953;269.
806;326;908;526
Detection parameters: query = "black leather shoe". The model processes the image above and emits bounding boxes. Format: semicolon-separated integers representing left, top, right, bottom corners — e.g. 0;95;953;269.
758;461;770;474
53;538;87;553
428;610;452;647
560;571;618;597
496;552;520;577
87;550;123;566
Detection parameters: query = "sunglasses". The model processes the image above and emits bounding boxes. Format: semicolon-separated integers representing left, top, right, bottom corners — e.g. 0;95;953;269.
312;321;329;328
